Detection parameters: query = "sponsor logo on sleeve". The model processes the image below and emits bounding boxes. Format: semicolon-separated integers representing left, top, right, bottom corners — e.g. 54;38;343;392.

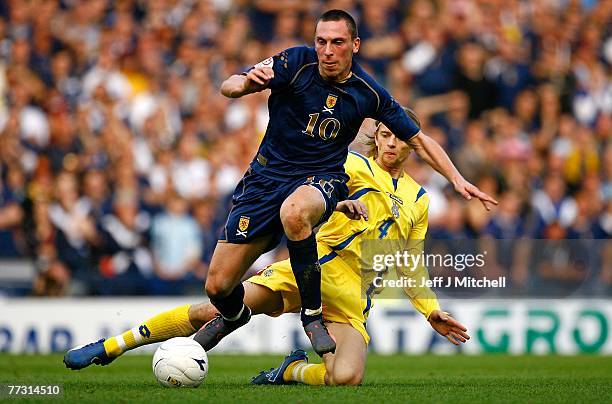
254;57;274;69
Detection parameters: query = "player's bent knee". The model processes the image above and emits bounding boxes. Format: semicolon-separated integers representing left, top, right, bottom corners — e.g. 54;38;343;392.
280;206;311;240
329;367;363;386
205;277;233;300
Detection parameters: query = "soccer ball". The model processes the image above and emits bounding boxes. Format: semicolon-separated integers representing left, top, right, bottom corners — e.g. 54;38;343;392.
152;337;208;388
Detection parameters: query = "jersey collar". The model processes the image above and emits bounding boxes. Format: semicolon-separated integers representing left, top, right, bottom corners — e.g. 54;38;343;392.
336;71;353;83
369;155;405;181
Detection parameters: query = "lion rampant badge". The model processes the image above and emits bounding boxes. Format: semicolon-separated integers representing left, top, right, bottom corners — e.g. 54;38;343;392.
236;216;250;237
239;216;250;231
325;94;338;109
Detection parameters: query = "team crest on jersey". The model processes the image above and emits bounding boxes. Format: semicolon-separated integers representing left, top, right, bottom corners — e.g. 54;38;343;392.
237;216;250;238
326;94;338;109
262;268;274;277
323;94;338;114
392;201;400;219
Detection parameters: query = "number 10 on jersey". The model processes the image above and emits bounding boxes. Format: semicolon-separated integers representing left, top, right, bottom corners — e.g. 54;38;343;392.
302;113;341;140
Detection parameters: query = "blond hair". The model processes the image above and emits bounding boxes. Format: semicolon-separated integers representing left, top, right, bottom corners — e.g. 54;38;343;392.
364;107;421;158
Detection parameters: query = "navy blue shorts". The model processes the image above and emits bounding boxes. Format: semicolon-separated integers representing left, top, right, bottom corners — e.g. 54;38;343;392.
220;166;349;251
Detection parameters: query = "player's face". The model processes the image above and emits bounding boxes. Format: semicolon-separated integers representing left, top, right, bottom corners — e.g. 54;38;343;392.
315;20;360;82
374;124;411;169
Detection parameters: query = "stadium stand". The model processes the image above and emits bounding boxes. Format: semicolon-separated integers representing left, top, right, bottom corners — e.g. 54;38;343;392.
0;0;609;296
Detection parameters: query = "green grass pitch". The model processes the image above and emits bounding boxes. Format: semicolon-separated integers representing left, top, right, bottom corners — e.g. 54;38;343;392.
1;354;611;403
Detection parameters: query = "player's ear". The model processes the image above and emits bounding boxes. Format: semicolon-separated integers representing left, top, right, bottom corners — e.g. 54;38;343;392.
352;37;360;54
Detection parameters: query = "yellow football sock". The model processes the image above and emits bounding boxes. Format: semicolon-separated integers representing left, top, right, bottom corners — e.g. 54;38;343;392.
103;304;195;358
283;361;326;385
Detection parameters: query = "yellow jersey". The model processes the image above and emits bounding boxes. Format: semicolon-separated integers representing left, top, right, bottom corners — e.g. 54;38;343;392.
316;151;439;318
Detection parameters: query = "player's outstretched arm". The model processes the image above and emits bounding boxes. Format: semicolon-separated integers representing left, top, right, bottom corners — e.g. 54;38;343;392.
427;310;470;345
408;131;498;211
220;67;275;98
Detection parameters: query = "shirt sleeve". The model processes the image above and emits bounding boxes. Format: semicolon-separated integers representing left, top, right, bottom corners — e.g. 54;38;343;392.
401;264;441;319
343;152;374;194
398;192;440;319
244;46;313;91
409;191;429;240
398;252;441;318
371;86;420;141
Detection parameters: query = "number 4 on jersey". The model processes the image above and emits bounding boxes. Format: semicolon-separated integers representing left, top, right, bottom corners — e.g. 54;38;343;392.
378;219;394;239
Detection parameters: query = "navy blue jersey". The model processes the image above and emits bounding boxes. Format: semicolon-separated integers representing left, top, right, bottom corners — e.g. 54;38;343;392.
246;46;420;179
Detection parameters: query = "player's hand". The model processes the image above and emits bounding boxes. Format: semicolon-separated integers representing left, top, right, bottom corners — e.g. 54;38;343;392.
427;310;470;345
245;67;274;89
453;177;498;211
335;200;368;221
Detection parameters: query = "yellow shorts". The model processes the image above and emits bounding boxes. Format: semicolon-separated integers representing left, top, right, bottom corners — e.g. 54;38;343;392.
247;244;372;345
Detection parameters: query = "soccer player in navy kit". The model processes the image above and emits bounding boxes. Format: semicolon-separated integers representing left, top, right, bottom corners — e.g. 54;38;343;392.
195;10;496;356
63;10;496;370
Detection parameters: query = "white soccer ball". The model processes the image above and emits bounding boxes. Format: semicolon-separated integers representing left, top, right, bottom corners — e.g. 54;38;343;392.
152;337;209;388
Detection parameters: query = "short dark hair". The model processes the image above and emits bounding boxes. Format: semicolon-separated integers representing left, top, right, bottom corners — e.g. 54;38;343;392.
317;9;358;39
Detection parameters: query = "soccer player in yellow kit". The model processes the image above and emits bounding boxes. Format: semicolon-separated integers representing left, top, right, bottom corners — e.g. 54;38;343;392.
247;109;469;385
63;108;469;385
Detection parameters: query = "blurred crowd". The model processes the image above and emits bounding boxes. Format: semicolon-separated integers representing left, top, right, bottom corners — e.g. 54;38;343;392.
0;0;609;297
